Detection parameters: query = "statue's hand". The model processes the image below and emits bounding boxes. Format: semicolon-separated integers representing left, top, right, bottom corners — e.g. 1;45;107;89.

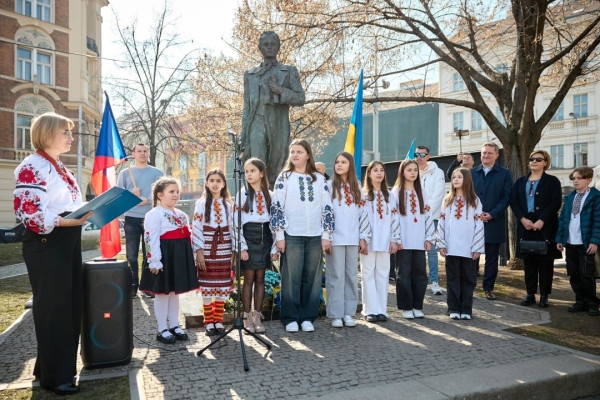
269;81;283;95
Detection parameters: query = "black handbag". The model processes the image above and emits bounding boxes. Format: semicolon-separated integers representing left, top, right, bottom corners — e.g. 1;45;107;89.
519;231;549;256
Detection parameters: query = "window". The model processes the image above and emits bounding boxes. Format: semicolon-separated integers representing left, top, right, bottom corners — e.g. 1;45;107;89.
550;145;564;168
17;0;51;22
574;143;588;167
471;111;483;131
453;112;464;130
16;115;32;149
179;154;187;171
573;94;588;118
551;101;564;121
16;47;52;84
496;107;506;126
453;73;464;91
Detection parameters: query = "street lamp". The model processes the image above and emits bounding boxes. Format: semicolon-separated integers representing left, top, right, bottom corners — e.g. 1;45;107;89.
569;112;579;167
371;78;390;162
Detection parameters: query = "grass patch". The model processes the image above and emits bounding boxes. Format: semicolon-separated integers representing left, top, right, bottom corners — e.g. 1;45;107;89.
0;275;32;333
0;240;100;268
0;376;130;400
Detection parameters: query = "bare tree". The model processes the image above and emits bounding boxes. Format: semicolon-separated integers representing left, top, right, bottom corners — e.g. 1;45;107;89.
107;1;197;166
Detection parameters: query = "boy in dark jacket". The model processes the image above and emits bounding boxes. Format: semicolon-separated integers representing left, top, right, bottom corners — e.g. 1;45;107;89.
556;167;600;317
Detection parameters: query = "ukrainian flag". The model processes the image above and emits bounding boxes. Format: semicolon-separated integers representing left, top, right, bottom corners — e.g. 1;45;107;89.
344;70;364;179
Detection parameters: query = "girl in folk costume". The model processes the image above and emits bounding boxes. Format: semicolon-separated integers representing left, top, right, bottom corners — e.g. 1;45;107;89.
192;169;233;336
361;161;401;323
327;152;372;328
437;168;484;320
140;177;199;344
270;139;334;333
393;159;435;319
232;158;279;334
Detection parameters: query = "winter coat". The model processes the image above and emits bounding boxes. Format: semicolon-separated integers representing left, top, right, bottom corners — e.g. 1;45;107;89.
472;163;513;243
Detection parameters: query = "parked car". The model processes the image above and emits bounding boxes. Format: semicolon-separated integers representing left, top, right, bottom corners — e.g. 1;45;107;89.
81;219;125;240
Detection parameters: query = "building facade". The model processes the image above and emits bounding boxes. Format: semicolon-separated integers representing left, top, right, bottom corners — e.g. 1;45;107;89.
0;0;107;225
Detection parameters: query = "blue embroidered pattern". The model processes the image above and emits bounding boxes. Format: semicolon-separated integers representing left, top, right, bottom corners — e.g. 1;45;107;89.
307;176;314;202
299;177;306;201
322;204;334;234
276;175;285;190
270;201;287;231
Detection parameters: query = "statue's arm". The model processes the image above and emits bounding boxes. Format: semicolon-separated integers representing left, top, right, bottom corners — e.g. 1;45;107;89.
280;66;305;107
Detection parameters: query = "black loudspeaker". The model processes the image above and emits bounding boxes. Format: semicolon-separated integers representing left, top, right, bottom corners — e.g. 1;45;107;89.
81;259;133;369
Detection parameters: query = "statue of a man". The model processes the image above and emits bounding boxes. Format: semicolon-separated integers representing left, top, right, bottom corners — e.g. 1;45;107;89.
240;31;305;186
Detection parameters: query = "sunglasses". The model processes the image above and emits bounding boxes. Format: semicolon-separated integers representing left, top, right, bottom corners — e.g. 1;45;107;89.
414;153;429;158
529;157;545;162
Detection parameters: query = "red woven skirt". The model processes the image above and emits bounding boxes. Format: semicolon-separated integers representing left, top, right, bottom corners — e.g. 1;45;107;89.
198;225;232;297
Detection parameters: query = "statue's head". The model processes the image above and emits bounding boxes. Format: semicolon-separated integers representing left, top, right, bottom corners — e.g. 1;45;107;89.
258;31;280;60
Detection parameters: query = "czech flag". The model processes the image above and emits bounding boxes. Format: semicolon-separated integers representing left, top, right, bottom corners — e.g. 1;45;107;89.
344;70;364;180
91;92;127;258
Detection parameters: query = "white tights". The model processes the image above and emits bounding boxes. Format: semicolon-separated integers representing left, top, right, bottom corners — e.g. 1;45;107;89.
154;292;180;333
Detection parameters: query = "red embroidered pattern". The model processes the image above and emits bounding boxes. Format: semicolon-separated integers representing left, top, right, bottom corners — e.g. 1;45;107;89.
214;200;223;225
343;184;352;206
376;191;384;219
410;191;418;222
474;214;482;221
391;207;399;215
454;197;464;219
194;213;203;222
17;164;47;186
440;212;446;220
358;200;366;207
256;191;265;215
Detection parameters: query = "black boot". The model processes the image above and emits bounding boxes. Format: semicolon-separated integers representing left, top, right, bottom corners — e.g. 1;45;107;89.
520;294;536;306
538;295;549;308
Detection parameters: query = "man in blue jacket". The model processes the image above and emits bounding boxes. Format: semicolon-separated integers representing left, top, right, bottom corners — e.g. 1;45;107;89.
472;142;513;300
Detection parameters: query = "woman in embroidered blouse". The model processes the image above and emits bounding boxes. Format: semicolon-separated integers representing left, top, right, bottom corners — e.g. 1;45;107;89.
232;158;278;334
437;168;485;320
361;161;400;323
140;177;199;344
392;159;435;320
192;169;233;336
270;139;334;333
13;113;92;395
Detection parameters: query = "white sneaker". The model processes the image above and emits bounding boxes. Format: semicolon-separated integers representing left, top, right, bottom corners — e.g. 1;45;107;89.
450;313;460;320
413;309;425;318
403;310;415;319
331;318;343;328
343;315;357;327
301;321;315;332
460;314;472;320
285;321;299;332
431;282;443;295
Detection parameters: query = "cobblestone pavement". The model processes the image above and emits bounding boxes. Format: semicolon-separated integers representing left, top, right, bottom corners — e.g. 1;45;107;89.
0;249;102;280
0;281;575;399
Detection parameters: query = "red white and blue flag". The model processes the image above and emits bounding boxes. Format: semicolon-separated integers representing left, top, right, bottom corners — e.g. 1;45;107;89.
91;92;127;258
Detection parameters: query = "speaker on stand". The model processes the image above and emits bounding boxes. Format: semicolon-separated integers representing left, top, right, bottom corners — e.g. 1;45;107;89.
81;259;133;369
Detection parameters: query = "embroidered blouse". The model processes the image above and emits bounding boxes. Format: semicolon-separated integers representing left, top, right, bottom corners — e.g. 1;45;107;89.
391;187;436;250
232;190;277;254
192;198;233;252
13;153;82;234
144;206;190;270
363;190;401;252
436;197;485;258
270;171;334;241
328;182;372;246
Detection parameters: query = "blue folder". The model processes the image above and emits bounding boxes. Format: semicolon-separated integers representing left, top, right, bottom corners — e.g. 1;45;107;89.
65;186;142;228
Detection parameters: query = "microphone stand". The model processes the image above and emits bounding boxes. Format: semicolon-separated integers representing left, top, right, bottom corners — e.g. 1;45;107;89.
196;130;272;371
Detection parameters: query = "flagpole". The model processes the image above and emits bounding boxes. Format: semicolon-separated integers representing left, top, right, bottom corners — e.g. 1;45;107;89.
77;105;82;188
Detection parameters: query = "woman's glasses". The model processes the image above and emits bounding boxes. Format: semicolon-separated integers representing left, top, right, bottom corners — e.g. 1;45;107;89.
529;157;545;162
62;130;74;139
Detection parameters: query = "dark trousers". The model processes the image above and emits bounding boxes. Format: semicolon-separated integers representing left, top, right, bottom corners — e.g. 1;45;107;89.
390;254;396;279
565;244;600;306
280;234;323;326
395;249;427;310
524;257;554;295
124;216;146;289
482;243;500;291
445;256;477;315
23;225;83;388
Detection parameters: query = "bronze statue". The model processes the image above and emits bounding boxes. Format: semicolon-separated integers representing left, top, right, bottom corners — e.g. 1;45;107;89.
240;31;305;187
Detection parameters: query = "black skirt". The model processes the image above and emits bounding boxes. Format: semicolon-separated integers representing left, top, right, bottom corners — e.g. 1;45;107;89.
140;238;199;294
241;222;273;271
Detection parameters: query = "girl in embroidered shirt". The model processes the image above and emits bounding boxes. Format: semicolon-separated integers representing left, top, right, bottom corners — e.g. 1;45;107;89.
270;139;334;333
437;168;484;320
326;152;371;328
233;158;279;334
361;161;400;323
140;177;199;344
393;159;435;319
192;169;233;336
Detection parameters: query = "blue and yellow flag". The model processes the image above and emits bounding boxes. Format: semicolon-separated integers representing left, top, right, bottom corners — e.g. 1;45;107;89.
405;139;416;160
344;70;364;179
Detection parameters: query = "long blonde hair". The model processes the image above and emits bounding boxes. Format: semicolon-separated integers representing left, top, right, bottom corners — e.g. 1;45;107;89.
443;167;478;209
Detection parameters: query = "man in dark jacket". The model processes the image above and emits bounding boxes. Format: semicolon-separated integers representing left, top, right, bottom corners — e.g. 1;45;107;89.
472;142;513;300
446;152;475;181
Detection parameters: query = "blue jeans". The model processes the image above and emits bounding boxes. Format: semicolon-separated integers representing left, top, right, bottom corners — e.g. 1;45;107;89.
124;216;146;289
280;234;323;326
427;220;439;283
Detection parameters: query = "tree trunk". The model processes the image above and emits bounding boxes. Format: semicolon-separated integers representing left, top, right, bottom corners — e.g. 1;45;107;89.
505;139;524;270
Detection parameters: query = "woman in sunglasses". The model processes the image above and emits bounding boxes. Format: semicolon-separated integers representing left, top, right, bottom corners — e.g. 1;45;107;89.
509;150;562;308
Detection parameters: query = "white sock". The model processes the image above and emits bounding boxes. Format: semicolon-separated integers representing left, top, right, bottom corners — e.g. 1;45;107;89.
154;294;169;333
168;292;181;330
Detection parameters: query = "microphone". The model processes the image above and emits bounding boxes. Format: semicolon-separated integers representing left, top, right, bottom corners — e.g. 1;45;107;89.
227;129;238;137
